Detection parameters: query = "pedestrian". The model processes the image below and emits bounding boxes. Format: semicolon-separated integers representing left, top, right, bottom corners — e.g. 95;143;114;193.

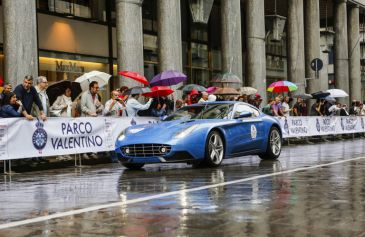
340;104;349;116
262;98;275;116
0;92;23;118
50;87;74;117
80;81;104;117
198;92;208;103
103;90;126;116
281;96;291;116
13;75;47;121
272;96;283;117
151;98;167;117
33;76;50;118
208;94;217;102
292;98;303;116
126;93;153;117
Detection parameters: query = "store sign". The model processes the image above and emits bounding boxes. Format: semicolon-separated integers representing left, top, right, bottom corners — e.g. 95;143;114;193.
56;60;85;73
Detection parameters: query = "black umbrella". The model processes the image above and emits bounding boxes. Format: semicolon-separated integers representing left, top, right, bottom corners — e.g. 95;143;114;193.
124;86;151;95
311;91;330;99
46;80;82;105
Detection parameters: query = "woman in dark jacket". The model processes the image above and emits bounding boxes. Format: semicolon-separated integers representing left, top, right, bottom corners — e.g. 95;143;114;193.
0;92;23;118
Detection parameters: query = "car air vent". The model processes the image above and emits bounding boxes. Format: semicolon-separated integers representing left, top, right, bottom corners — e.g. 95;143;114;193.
121;144;171;157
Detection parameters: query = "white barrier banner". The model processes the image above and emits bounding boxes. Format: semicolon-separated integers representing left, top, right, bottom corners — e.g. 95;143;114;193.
2;116;365;160
279;116;365;138
0;117;158;161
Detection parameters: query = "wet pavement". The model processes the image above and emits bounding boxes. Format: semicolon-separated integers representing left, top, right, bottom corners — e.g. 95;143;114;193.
1;139;365;237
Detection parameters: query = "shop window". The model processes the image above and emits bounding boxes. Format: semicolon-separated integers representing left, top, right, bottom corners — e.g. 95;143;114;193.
142;0;157;33
191;68;209;87
143;34;158;62
191;43;208;68
212;50;221;71
37;0;107;22
38;51;110;103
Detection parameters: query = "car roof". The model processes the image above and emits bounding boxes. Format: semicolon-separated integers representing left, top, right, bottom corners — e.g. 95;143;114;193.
184;101;261;112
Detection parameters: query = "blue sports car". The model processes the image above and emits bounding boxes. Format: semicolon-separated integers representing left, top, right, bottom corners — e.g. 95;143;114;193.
115;101;282;169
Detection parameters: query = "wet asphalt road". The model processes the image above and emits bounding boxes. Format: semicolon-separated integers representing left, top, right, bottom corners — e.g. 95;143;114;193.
0;139;365;237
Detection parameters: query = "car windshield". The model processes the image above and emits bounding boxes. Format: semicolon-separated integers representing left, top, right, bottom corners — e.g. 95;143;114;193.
163;104;233;121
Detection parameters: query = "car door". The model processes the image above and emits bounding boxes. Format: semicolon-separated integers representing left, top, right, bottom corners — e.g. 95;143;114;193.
230;104;264;153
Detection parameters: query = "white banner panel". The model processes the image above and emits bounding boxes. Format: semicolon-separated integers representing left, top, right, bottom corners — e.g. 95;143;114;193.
0;117;158;161
279;116;365;138
2;116;365;160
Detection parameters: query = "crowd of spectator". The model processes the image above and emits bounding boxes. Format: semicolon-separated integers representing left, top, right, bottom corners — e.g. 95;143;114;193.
260;95;365;117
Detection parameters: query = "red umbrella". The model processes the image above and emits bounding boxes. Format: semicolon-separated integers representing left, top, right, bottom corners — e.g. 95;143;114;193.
118;70;149;85
142;86;174;97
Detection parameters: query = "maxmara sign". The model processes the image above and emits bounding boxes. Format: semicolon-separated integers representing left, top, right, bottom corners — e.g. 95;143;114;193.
56;60;85;73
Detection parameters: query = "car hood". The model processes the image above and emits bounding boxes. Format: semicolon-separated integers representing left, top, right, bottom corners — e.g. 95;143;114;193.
124;119;235;140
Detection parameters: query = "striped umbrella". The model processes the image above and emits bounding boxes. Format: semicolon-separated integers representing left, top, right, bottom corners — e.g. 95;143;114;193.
267;81;298;93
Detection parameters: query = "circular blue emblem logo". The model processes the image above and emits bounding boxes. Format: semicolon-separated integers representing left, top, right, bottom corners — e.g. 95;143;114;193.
32;121;47;151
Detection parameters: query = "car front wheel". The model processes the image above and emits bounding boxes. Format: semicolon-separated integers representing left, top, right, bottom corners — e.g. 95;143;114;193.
204;131;225;167
259;127;282;160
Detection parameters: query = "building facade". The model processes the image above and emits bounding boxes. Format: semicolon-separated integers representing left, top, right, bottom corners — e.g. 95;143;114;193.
1;0;365;104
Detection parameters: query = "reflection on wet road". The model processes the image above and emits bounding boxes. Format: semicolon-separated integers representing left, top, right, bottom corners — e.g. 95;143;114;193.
1;139;365;236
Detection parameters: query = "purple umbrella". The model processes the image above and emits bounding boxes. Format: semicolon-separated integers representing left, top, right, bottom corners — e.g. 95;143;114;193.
150;70;187;87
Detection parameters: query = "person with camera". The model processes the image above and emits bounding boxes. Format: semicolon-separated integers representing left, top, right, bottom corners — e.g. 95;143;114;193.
103;90;126;116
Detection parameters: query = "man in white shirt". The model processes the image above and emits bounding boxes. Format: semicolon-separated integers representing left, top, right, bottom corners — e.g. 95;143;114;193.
33;76;50;117
80;81;104;117
103;90;126;116
198;92;208;103
126;94;153;117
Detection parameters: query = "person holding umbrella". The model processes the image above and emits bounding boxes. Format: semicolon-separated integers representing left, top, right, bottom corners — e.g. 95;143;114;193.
126;92;153;117
50;87;74;117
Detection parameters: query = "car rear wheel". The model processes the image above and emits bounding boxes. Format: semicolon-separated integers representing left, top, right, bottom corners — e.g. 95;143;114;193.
122;163;145;170
259;127;281;160
204;131;224;167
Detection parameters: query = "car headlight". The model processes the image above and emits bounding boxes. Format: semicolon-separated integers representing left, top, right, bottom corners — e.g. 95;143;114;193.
174;125;198;139
117;129;127;141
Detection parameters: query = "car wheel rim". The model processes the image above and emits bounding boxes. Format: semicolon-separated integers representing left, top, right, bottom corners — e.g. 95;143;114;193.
270;129;281;156
208;133;224;164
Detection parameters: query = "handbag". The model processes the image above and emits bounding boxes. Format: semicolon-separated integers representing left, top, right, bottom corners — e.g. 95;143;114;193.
50;109;63;117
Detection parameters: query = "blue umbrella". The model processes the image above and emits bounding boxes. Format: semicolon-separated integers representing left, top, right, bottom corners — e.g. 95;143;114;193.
150;70;187;87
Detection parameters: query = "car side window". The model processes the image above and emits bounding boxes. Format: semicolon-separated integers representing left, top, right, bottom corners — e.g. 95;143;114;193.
234;104;259;118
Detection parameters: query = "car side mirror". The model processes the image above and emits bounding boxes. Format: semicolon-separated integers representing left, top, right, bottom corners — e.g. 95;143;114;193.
234;111;252;119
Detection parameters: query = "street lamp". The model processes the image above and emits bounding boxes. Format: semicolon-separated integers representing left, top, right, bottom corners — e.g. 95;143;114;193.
320;28;335;53
320;0;334;53
188;0;214;24
265;15;286;42
360;28;365;63
265;0;286;42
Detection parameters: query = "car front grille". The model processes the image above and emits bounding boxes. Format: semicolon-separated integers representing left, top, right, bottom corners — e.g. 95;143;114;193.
121;144;172;157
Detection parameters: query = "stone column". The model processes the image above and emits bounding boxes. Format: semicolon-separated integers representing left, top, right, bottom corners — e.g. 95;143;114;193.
221;0;243;83
157;0;182;72
115;0;144;88
304;0;322;94
287;0;305;95
3;0;38;86
334;0;349;105
157;0;183;96
245;0;267;103
348;5;361;101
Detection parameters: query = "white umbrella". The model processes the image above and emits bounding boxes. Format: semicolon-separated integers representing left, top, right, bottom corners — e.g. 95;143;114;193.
240;87;257;95
326;89;348;98
75;70;111;91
